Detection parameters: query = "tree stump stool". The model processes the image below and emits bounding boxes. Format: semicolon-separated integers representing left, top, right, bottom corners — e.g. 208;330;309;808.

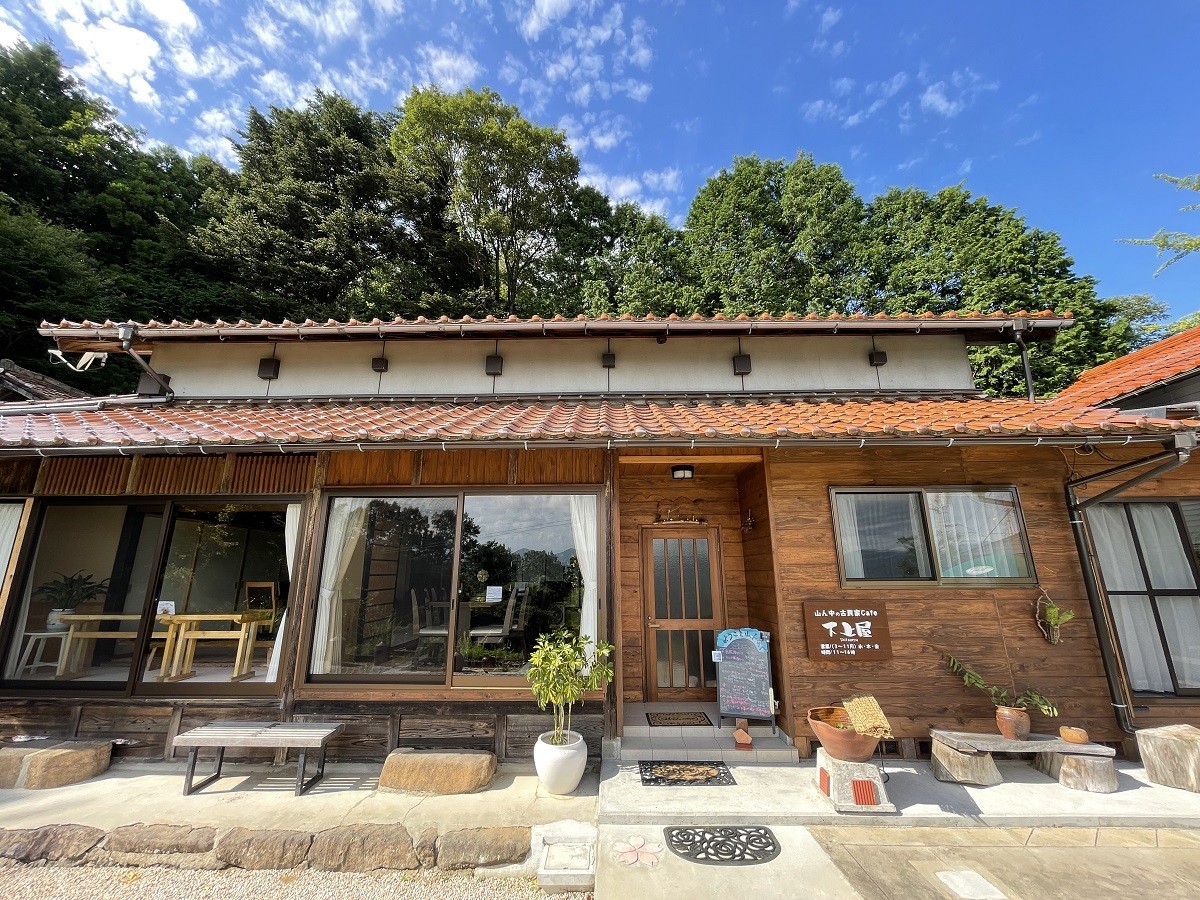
931;739;1003;786
1033;751;1118;793
1136;724;1200;793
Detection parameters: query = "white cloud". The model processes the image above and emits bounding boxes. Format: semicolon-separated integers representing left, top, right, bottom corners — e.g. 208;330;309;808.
642;167;681;193
1016;130;1041;147
614;77;651;102
958;158;972;176
141;0;200;37
414;43;482;91
256;68;310;106
246;6;286;52
62;16;163;109
785;0;805;16
920;68;998;118
172;43;252;82
872;71;908;99
559;111;631;153
520;0;577;41
897;155;924;172
920;82;960;117
803;99;840;122
264;0;362;44
0;20;24;48
819;6;842;33
580;162;674;217
831;76;854;96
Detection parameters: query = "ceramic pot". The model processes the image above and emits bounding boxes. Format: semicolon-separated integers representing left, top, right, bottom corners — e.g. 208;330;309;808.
533;730;587;795
995;706;1031;741
46;609;70;632
806;706;879;763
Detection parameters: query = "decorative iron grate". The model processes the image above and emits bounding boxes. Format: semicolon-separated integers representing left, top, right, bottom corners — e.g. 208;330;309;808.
663;826;781;865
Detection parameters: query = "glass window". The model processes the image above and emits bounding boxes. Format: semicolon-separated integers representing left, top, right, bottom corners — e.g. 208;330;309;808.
833;488;1034;584
140;503;292;685
4;504;162;684
454;493;597;680
1088;501;1200;695
310;497;458;680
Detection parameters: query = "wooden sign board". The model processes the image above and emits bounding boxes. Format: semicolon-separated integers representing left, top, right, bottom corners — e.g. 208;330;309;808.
803;602;893;660
715;628;774;722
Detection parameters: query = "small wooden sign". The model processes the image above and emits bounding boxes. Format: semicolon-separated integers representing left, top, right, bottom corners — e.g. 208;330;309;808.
803;602;893;660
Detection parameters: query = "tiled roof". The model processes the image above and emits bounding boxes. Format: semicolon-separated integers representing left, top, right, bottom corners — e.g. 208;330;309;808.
0;359;89;402
40;310;1074;350
0;395;1185;453
1055;326;1200;407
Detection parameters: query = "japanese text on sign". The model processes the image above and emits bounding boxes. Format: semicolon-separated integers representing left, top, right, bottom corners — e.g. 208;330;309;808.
802;601;893;660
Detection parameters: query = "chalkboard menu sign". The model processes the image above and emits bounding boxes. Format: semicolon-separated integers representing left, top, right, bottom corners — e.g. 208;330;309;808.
715;628;775;723
803;602;893;660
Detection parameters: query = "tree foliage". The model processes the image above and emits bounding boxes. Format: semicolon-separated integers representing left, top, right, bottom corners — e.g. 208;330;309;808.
2;43;1156;399
1125;173;1200;273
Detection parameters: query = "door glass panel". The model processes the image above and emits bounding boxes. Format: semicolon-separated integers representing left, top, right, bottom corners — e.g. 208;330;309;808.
670;630;685;688
682;540;697;619
697;539;712;618
701;630;716;687
656;630;670;687
653;539;667;619
686;630;701;687
666;539;682;619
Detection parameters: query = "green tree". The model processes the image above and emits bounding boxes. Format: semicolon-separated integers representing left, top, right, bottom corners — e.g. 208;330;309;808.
192;92;418;320
392;87;582;313
1125;173;1200;273
593;203;700;316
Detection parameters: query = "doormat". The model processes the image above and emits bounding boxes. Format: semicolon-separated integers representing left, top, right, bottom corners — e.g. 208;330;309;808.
664;826;780;866
638;760;736;786
646;711;713;727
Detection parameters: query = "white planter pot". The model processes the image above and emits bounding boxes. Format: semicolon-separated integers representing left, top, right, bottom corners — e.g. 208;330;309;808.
533;730;587;795
46;609;70;632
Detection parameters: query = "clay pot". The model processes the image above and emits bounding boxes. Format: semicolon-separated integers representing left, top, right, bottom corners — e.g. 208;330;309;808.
1059;725;1089;744
995;706;1031;741
807;706;879;762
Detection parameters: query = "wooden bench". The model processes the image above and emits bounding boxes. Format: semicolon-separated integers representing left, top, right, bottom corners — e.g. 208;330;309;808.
930;728;1118;793
171;721;345;796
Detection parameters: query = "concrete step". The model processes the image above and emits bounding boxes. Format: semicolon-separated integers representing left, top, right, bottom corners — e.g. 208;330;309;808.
618;734;800;764
622;721;780;739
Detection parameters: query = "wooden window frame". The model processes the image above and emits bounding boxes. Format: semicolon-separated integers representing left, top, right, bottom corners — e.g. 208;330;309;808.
829;485;1038;589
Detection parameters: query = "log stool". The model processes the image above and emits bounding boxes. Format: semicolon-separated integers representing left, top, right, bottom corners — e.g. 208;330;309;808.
1033;751;1118;793
1136;724;1200;793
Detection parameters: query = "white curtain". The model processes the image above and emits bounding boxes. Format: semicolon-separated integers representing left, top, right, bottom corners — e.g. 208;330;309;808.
835;493;930;579
1088;504;1176;692
0;503;24;680
310;498;372;674
568;494;598;645
834;494;864;578
927;491;1031;578
266;503;302;682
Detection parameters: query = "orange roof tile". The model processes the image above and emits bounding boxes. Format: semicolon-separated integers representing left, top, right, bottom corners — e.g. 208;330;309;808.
0;396;1185;453
1056;326;1200;407
39;311;1075;351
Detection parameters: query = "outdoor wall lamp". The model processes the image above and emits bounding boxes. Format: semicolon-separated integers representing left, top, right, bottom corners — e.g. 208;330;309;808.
741;508;756;533
671;465;695;480
485;354;504;376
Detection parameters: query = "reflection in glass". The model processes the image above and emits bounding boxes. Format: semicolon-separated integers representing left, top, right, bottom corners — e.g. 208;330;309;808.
453;494;597;679
835;492;933;580
310;497;457;679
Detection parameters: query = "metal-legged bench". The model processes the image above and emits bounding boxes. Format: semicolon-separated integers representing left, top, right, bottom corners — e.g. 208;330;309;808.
172;721;345;796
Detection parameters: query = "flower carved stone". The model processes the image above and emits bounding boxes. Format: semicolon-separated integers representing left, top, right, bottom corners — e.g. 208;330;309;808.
613;835;663;867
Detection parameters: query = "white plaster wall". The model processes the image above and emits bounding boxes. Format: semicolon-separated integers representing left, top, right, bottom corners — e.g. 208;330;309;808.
148;333;977;397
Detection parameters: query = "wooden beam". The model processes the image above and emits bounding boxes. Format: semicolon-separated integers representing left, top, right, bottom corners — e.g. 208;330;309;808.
618;455;763;466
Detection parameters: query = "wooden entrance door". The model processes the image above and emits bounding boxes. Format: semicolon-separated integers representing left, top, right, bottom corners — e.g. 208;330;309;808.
643;527;724;700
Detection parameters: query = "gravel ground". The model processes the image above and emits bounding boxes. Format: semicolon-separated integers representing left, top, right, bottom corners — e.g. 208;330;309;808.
3;866;592;900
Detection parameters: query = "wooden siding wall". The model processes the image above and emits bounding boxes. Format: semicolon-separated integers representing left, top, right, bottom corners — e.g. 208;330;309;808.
326;448;605;486
32;453;316;497
618;472;750;702
1066;446;1200;735
765;445;1120;749
0;458;38;495
736;461;792;735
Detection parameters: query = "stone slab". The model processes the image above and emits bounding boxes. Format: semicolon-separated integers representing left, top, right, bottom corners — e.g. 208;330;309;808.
931;728;1115;757
215;827;311;870
0;745;58;789
17;741;112;790
308;823;418;871
378;748;496;795
437;826;531;870
537;840;595;894
1137;724;1200;793
0;825;105;863
104;823;216;855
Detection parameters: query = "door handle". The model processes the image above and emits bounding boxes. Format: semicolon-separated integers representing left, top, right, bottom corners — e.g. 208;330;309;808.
647;620;660;628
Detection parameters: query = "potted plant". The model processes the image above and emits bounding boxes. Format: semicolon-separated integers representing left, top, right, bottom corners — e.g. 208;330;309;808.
1034;588;1075;645
34;570;110;632
527;630;614;795
807;706;879;762
945;654;1058;740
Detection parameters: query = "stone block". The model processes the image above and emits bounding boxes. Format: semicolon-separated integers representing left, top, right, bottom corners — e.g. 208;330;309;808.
414;827;438;868
309;824;418;871
105;824;217;855
215;827;311;870
17;741;111;790
0;825;105;862
1137;724;1200;793
378;748;496;795
815;747;897;813
437;827;531;870
0;745;59;789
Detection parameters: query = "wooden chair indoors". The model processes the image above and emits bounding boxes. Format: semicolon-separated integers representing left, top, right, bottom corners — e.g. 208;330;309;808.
469;585;529;648
244;582;277;664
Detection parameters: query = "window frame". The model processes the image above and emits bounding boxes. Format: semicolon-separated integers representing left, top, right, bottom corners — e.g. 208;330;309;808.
1089;498;1200;698
0;494;306;700
829;485;1038;588
301;485;607;691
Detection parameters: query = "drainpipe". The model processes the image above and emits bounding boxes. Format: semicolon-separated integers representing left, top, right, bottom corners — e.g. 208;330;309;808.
1064;434;1196;734
116;322;174;401
1013;331;1035;401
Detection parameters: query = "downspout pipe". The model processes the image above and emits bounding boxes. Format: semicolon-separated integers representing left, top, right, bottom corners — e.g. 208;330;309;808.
116;323;174;401
1064;435;1195;734
1014;332;1035;401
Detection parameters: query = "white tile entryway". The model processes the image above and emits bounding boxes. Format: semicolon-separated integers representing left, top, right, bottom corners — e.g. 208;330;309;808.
618;701;799;764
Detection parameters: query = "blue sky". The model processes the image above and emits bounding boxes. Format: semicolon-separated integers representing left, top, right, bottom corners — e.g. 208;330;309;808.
2;1;1198;319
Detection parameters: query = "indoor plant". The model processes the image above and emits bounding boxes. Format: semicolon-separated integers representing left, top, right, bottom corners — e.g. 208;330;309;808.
527;629;614;794
945;654;1058;740
34;570;110;631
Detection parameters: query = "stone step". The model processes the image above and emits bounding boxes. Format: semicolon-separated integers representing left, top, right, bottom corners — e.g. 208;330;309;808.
622;721;780;739
619;734;799;764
